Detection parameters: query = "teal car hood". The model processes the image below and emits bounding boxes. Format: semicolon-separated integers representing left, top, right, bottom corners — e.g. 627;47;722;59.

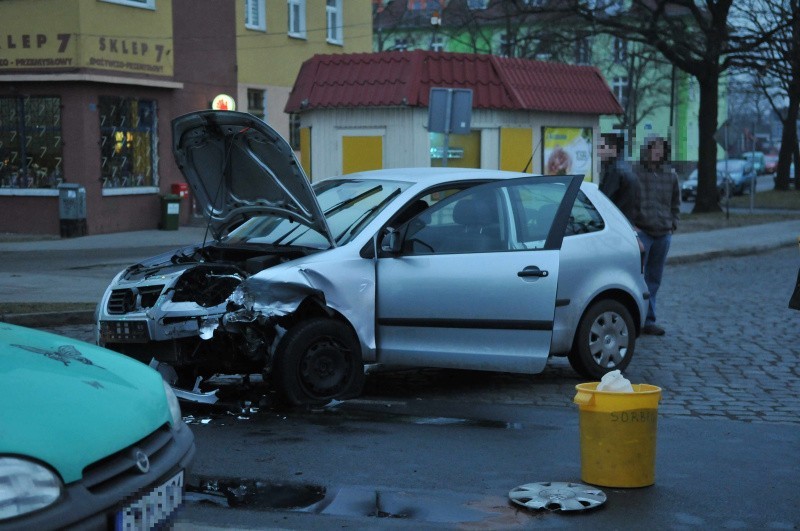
0;323;172;484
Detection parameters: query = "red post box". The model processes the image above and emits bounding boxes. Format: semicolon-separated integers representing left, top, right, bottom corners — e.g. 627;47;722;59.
171;182;189;199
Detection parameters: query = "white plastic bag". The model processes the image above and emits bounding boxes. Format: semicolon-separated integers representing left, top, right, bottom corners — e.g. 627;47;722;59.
596;370;634;392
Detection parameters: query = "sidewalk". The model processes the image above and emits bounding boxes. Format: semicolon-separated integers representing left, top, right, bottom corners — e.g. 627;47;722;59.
1;219;798;326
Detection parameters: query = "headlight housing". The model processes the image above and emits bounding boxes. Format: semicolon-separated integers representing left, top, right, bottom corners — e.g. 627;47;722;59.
162;379;183;426
0;458;62;520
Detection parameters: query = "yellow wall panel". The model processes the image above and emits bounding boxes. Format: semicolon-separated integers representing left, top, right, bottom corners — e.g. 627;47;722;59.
342;136;383;174
300;127;312;179
500;128;533;172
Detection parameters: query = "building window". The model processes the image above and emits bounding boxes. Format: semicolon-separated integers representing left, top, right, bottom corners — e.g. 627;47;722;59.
575;37;591;64
98;96;157;188
289;113;301;150
0;97;63;189
288;0;306;39
467;0;488;9
247;89;266;119
245;0;266;31
327;0;342;44
431;34;444;52
100;0;156;9
612;76;629;109
613;37;627;63
499;33;512;57
394;37;410;51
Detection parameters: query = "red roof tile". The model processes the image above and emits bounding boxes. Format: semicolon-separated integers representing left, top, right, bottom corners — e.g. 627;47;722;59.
285;50;622;115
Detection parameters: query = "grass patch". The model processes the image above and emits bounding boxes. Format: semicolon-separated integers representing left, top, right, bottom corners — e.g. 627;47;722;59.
0;302;96;315
728;189;800;210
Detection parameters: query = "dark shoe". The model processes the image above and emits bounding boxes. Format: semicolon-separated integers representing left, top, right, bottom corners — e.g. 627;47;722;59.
643;324;665;336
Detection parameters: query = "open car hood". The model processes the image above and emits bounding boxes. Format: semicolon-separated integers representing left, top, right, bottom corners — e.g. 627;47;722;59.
172;110;334;244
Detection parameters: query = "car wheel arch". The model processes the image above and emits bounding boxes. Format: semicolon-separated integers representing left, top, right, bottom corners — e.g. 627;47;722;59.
571;288;643;345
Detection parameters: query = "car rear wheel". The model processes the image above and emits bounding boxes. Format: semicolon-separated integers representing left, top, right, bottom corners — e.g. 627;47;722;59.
568;299;635;379
273;318;365;406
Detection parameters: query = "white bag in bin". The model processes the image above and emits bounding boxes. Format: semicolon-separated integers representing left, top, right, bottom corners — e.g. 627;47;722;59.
596;370;634;392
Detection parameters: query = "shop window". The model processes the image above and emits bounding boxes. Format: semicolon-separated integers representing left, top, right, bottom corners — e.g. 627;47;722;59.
98;96;157;188
245;0;266;31
247;89;266;119
0;96;63;189
288;0;306;39
327;0;342;44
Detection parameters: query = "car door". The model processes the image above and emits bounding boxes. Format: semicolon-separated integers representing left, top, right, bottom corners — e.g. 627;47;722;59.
375;175;582;374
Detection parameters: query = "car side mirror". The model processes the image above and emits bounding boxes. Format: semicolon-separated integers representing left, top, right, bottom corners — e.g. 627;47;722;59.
380;228;402;255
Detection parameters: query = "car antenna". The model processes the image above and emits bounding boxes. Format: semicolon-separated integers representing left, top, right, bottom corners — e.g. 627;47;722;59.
521;138;543;173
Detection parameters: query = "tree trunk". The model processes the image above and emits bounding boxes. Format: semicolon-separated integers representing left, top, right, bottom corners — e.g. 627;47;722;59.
775;95;799;190
693;75;723;213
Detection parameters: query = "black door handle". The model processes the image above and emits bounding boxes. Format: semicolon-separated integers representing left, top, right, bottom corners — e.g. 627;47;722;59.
518;266;548;278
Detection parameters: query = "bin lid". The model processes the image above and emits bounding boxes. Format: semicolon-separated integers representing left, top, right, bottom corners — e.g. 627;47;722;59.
171;110;334;246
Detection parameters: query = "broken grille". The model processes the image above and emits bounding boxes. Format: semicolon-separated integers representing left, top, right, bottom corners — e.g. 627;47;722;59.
107;285;165;314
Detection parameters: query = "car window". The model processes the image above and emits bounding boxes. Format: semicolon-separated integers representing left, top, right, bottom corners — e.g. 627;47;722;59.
565;191;604;236
402;184;509;255
506;181;571;249
223;178;411;248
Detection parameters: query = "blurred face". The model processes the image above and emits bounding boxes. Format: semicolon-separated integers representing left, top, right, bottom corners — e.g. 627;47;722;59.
598;137;617;162
648;140;665;162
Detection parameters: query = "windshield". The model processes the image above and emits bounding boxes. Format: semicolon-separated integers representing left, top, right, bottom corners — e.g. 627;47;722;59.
717;160;746;173
221;178;410;249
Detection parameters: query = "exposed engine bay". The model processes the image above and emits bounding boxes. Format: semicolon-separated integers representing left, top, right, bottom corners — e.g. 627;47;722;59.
98;242;319;391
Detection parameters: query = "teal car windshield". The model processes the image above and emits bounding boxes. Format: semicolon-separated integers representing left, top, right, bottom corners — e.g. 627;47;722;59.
222;179;411;248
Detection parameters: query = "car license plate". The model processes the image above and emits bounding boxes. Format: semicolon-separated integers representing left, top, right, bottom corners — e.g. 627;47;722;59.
116;470;184;531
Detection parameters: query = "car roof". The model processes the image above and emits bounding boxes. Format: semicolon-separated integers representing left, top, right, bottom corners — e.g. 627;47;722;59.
315;167;535;188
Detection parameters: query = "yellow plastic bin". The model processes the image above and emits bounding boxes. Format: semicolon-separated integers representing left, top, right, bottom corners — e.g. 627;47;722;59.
573;382;662;488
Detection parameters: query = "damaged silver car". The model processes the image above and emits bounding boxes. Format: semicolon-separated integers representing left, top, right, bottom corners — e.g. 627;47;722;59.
96;110;648;406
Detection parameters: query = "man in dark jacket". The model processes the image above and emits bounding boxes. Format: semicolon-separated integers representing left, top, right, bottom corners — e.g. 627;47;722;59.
598;133;640;224
634;136;681;336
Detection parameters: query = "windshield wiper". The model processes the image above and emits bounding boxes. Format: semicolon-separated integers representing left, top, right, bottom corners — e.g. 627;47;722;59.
333;188;403;243
323;185;383;216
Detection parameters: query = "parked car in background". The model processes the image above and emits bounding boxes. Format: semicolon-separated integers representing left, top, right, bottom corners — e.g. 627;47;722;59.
681;169;733;202
764;154;778;174
742;151;766;174
715;159;757;195
0;323;194;530
95;110;648;407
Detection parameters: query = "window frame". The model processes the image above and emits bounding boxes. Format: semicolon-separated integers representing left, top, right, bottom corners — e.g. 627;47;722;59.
288;0;307;39
612;76;629;109
326;0;343;45
613;37;627;63
99;0;156;9
97;96;159;191
245;0;267;31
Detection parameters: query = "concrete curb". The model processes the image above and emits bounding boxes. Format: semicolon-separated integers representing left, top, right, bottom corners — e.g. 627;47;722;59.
1;310;95;328
667;238;796;265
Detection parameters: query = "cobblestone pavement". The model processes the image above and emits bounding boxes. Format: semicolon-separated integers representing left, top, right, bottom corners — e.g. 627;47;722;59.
43;246;800;425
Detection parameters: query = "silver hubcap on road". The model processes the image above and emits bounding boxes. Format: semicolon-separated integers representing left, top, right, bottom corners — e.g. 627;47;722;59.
509;482;606;512
588;311;628;368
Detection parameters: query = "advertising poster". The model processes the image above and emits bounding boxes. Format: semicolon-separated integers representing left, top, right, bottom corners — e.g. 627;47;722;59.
542;127;593;181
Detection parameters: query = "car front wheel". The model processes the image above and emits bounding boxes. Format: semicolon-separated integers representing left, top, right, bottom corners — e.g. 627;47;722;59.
568;299;635;379
273;318;365;406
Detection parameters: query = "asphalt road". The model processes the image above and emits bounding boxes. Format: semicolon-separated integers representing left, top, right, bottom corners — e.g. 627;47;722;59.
38;246;800;529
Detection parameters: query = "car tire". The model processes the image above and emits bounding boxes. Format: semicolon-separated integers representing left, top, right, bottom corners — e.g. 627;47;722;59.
568;299;635;379
272;317;365;406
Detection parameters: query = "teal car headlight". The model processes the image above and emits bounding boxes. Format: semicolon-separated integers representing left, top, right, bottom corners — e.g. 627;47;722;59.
162;379;183;426
0;458;63;520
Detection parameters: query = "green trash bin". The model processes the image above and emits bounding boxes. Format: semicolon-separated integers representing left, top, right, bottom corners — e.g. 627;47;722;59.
160;194;181;230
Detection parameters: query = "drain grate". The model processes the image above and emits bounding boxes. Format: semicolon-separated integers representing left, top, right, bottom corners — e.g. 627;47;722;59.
509;482;606;512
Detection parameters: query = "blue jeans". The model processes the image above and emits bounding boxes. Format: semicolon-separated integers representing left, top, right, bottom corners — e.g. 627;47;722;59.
637;231;671;326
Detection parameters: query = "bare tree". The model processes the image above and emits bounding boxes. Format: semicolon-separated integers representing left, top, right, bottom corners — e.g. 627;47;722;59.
528;0;781;213
742;0;800;191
